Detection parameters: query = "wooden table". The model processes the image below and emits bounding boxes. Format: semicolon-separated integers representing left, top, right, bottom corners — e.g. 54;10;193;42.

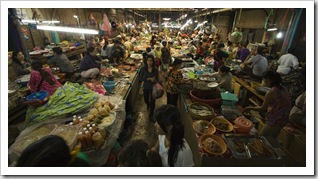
232;76;265;101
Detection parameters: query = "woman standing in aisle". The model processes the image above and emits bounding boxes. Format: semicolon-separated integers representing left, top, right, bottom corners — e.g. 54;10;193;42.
152;105;194;167
139;55;159;121
11;51;31;77
28;61;62;97
160;41;171;79
166;58;184;106
244;71;291;140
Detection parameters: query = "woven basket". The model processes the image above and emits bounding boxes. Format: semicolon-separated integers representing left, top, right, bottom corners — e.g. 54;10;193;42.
199;134;228;155
193;81;211;91
188;102;216;121
177;83;194;95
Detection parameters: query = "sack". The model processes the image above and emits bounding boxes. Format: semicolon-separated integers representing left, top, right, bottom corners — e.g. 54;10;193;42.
152;82;164;99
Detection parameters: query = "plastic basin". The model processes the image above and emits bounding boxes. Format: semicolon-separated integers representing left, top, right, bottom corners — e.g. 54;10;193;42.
26;91;48;101
103;81;116;91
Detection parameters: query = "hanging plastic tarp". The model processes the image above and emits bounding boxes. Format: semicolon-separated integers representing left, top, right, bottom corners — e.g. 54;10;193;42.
87;12;97;29
51;31;60;44
99;13;111;36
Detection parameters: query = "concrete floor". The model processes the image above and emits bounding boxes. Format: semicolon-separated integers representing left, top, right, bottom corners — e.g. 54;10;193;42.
122;87;166;148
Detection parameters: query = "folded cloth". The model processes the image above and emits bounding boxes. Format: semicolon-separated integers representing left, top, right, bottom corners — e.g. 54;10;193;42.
25;82;96;128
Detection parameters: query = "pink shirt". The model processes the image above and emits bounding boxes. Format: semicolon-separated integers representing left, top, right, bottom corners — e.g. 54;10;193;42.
29;68;62;96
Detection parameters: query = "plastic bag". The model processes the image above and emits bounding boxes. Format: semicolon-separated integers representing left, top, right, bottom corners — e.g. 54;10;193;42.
152;82;164;99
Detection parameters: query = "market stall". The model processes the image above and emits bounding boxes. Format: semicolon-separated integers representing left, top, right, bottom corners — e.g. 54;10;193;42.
178;92;303;167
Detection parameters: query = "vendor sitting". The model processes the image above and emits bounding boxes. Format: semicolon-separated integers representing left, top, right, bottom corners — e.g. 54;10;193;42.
108;38;125;65
11;51;31;77
211;65;233;92
48;47;75;78
243;46;268;79
79;47;101;79
29;61;62;97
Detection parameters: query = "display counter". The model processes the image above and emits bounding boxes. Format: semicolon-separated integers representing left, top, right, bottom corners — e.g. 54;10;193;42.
178;93;303;167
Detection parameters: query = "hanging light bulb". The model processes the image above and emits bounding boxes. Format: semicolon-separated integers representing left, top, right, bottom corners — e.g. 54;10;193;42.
276;31;283;38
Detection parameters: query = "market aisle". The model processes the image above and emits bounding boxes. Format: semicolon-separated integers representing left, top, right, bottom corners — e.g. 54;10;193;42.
125;87;167;148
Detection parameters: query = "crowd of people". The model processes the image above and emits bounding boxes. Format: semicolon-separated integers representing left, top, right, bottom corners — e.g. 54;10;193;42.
10;23;306;168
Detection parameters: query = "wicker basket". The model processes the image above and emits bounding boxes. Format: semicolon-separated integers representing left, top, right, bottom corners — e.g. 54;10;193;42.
177;83;194;95
199;134;228;155
193;81;211;91
188;102;216;121
210;116;234;133
192;120;216;135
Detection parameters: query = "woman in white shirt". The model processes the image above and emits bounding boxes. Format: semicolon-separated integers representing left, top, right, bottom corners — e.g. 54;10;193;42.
151;105;194;167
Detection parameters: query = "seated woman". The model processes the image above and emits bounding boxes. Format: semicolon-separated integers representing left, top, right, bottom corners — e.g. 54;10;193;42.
152;105;194;167
211;65;233;92
16;135;90;167
118;139;162;167
213;43;229;72
79;46;101;79
28;61;62;97
11;51;31;77
244;71;291;140
48;47;75;78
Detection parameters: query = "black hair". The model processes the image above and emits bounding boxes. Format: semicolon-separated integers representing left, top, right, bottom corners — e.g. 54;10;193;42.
86;46;96;55
154;105;185;167
145;54;155;69
142;52;148;66
31;61;56;86
217;43;225;49
219;65;230;73
162;41;167;47
287;47;295;54
173;58;182;66
16;135;90;167
146;47;151;53
12;51;24;68
227;41;233;46
257;46;267;56
102;40;109;51
262;71;282;88
118;139;162;167
52;47;63;55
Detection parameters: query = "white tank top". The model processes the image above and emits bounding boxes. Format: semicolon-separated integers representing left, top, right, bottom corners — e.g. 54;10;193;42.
158;135;194;167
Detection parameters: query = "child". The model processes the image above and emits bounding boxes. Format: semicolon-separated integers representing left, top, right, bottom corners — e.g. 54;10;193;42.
118;139;162;167
152;105;194;167
16;135;90;167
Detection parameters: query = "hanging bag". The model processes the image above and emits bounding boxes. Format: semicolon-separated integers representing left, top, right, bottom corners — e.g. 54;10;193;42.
152;82;164;99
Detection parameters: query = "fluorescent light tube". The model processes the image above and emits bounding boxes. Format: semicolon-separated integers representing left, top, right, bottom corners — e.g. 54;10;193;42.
22;19;60;24
267;28;277;31
37;25;98;35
